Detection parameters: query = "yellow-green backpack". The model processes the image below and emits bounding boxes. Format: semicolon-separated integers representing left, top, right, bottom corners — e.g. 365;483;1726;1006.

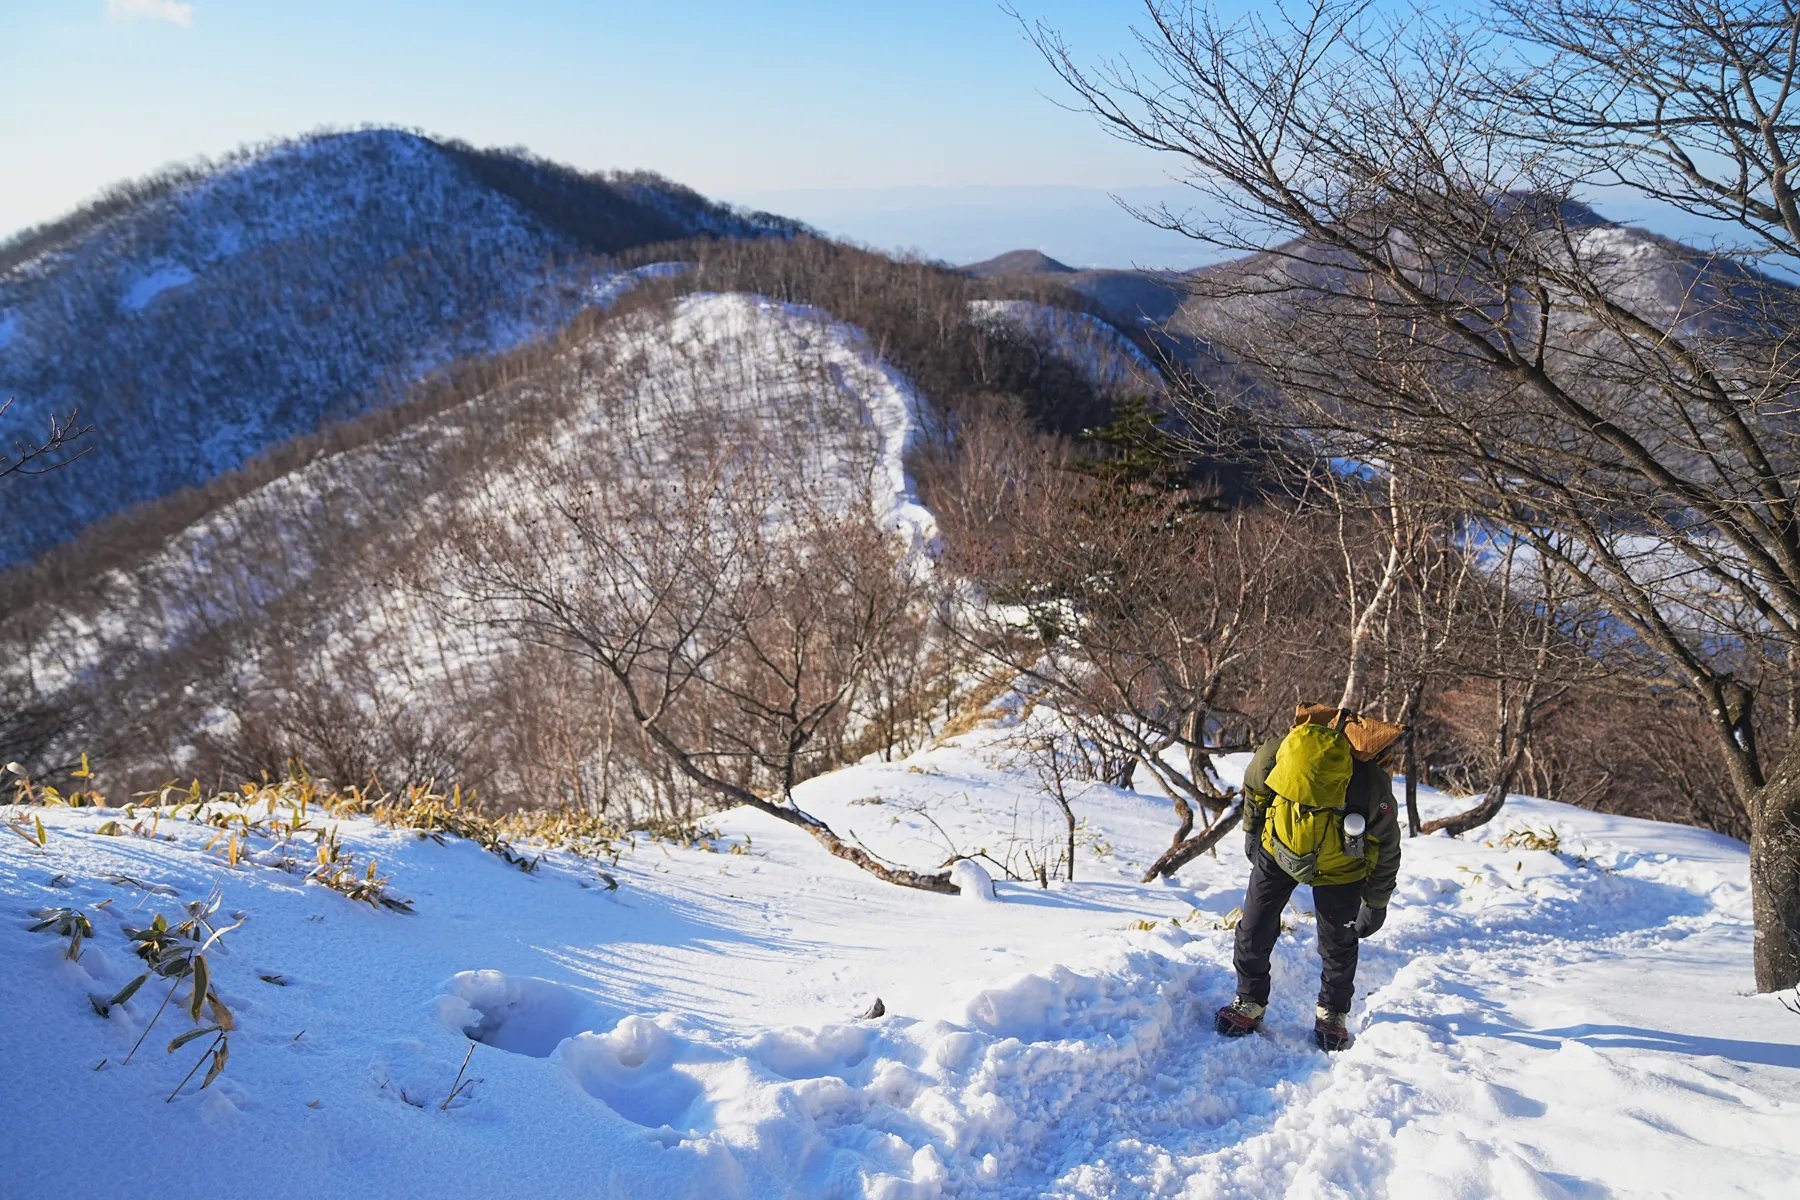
1261;722;1364;884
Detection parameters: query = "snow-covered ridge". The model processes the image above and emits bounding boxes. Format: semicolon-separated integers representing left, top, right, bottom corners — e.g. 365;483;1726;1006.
3;720;1792;1198
969;298;1163;396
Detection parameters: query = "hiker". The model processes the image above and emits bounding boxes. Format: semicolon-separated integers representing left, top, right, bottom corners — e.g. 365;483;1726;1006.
1214;706;1403;1051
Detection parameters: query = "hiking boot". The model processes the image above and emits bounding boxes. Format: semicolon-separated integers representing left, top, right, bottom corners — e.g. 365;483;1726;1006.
1214;997;1266;1037
1313;1005;1352;1052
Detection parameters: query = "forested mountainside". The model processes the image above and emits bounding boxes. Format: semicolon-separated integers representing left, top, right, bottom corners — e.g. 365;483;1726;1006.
1167;206;1793;378
0;129;800;566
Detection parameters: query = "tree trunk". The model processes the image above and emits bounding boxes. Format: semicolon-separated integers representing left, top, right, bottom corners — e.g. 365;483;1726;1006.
1059;794;1077;884
1418;781;1508;837
1167;792;1195;851
1142;804;1243;881
1400;680;1423;837
1751;736;1800;991
1404;729;1422;838
808;824;960;894
1423;671;1541;837
637;713;958;894
1697;677;1798;991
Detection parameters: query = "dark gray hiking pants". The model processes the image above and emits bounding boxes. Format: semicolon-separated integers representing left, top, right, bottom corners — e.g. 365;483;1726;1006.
1234;846;1364;1012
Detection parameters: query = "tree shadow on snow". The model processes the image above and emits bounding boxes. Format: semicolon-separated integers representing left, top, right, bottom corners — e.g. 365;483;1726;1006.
1498;1021;1800;1069
1367;1013;1800;1069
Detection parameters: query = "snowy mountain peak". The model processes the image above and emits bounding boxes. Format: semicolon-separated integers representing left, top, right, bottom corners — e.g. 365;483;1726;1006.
0;129;801;567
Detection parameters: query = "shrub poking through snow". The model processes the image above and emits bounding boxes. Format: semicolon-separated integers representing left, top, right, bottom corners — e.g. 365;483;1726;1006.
5;812;49;850
90;886;242;1099
7;755;106;809
331;783;543;873
439;1043;482;1112
29;905;95;959
309;828;414;913
6;761;638;897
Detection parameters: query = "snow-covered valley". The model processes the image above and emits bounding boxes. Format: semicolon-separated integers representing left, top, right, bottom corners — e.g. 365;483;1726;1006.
4;718;1793;1198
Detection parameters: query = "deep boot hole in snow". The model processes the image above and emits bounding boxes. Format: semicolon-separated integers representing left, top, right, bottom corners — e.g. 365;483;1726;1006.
434;970;611;1058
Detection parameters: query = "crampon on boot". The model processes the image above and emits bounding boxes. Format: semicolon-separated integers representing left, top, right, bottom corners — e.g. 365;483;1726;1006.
1214;997;1266;1037
1313;1006;1352;1052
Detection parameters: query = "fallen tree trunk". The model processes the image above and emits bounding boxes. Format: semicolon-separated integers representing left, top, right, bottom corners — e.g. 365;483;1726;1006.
1418;786;1507;837
805;823;960;893
640;714;959;893
1142;802;1243;881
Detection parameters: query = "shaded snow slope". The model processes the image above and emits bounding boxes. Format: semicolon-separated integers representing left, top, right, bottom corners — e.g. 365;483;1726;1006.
969;299;1164;396
3;717;1794;1199
0;129;794;566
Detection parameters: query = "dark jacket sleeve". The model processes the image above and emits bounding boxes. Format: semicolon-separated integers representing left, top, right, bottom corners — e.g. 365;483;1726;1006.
1240;738;1281;853
1361;766;1403;907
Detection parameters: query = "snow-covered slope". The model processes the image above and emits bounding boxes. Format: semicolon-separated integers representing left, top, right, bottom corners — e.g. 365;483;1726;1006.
4;291;936;801
969;299;1164;396
0;130;797;566
4;715;1793;1198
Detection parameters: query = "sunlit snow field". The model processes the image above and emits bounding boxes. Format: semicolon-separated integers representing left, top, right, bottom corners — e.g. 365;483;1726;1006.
3;715;1795;1199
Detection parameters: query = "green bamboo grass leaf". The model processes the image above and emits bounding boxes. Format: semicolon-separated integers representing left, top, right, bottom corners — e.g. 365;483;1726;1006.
108;972;149;1007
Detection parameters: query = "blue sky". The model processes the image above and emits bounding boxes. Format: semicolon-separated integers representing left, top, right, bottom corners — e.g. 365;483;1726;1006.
1;1;1719;267
2;0;1241;265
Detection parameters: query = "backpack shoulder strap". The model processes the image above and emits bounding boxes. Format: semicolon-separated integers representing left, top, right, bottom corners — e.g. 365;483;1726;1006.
1344;760;1377;820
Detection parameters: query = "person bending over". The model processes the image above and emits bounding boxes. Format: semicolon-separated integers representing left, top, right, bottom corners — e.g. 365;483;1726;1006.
1214;706;1403;1052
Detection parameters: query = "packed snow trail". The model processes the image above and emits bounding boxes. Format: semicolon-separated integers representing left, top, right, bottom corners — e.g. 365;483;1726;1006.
2;724;1795;1198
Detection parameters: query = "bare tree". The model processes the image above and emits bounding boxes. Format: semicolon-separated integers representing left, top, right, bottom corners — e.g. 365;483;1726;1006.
1418;538;1595;835
449;426;956;893
1494;0;1800;270
1027;0;1800;988
1382;499;1480;835
0;396;93;481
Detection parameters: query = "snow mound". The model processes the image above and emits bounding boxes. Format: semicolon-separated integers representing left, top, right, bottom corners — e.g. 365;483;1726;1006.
949;858;997;902
559;1016;703;1129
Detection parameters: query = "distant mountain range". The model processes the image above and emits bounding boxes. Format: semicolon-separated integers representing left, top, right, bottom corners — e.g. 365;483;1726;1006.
0;129;801;566
721;183;1223;271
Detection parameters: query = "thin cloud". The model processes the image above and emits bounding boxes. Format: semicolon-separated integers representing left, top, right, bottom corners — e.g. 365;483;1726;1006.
106;0;195;27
